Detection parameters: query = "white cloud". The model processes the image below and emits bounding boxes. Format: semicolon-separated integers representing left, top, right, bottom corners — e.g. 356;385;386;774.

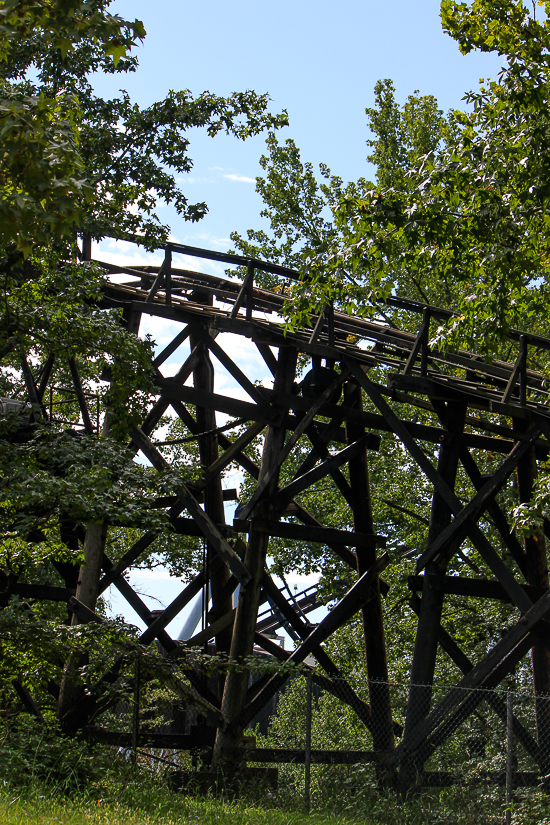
223;173;256;184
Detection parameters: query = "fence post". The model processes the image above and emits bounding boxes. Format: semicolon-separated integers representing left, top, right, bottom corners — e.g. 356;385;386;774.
506;682;514;825
132;651;140;767
304;673;312;813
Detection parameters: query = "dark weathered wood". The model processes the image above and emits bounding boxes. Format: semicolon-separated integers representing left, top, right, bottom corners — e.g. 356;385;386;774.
399;401;466;789
408;574;548;602
390;589;550;765
238;554;390;729
409;593;540;763
271;436;373;508
199;421;264;489
416;422;542;571
515;417;550;774
12;679;44;721
460;448;529;578
344;379;394;758
36;353;55;403
68;357;94;434
153;325;191;367
191;321;232;655
130;426;250;586
212;345;298;765
233;519;385;547
238;369;350;520
7;583;75;601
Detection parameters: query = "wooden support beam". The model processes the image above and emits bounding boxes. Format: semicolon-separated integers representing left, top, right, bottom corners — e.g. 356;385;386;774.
400;399;466;789
408;574;548;602
409;593;540;764
238;368;350;520
416;422;542;571
390;589;550;766
138;566;209;645
198;421;264;490
68;357;94;434
272;435;375;509
190;321;233;655
153;325;191;367
212;345;298;765
344;361;550;644
130;426;250;586
36;353;55;403
194;326;270;408
344;379;394;757
12;679;44;721
238;553;390;729
233;519;385;547
515;417;550;773
460;448;528;578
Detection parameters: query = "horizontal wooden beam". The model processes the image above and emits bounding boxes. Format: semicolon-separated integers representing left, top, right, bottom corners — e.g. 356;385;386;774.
233;518;385;547
408;575;548;603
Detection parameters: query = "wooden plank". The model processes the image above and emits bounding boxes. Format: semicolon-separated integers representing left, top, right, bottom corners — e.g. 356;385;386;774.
460;448;528;578
98;533;157;595
502;336;527;402
390;590;550;764
68;357;94;434
238;554;390;728
130;426;250;585
237;368;350;520
145;254;170;302
416;423;542;571
9;583;75;601
233;519;385;547
344;361;548;626
272;436;373;508
153;325;191;367
36;353;55;403
67;597;103;624
195;327;270;408
184;607;236;648
139;567;208;645
408;575;548;602
199;421;264;489
408;593;540;762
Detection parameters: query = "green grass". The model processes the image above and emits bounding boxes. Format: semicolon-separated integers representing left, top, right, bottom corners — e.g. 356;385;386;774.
0;790;349;825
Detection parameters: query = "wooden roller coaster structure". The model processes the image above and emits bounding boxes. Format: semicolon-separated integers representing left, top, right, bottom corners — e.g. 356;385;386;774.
7;238;550;789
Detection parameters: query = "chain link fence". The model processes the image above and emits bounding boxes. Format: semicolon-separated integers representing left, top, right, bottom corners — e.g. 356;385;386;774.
99;659;550;816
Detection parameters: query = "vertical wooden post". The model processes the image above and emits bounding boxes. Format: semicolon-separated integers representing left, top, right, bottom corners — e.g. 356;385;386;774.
132;652;140;767
212;345;297;767
304;673;312;812
190;314;231;656
343;380;394;759
514;418;550;775
400;401;466;790
506;682;514;825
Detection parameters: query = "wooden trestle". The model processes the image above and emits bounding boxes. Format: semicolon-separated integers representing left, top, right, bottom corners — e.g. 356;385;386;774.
9;238;550;788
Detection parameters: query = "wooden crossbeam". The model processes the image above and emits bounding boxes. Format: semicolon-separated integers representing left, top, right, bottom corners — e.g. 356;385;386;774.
68;357;94;434
272;436;375;508
408;574;548;602
390;589;550;765
130;426;250;585
238;554;390;728
345;359;550;642
233;519;385;547
416;422;542;571
409;593;540;763
238;369;350;520
460;448;528;578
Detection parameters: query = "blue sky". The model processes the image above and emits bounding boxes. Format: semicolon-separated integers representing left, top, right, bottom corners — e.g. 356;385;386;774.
94;0;504;258
98;1;504;636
